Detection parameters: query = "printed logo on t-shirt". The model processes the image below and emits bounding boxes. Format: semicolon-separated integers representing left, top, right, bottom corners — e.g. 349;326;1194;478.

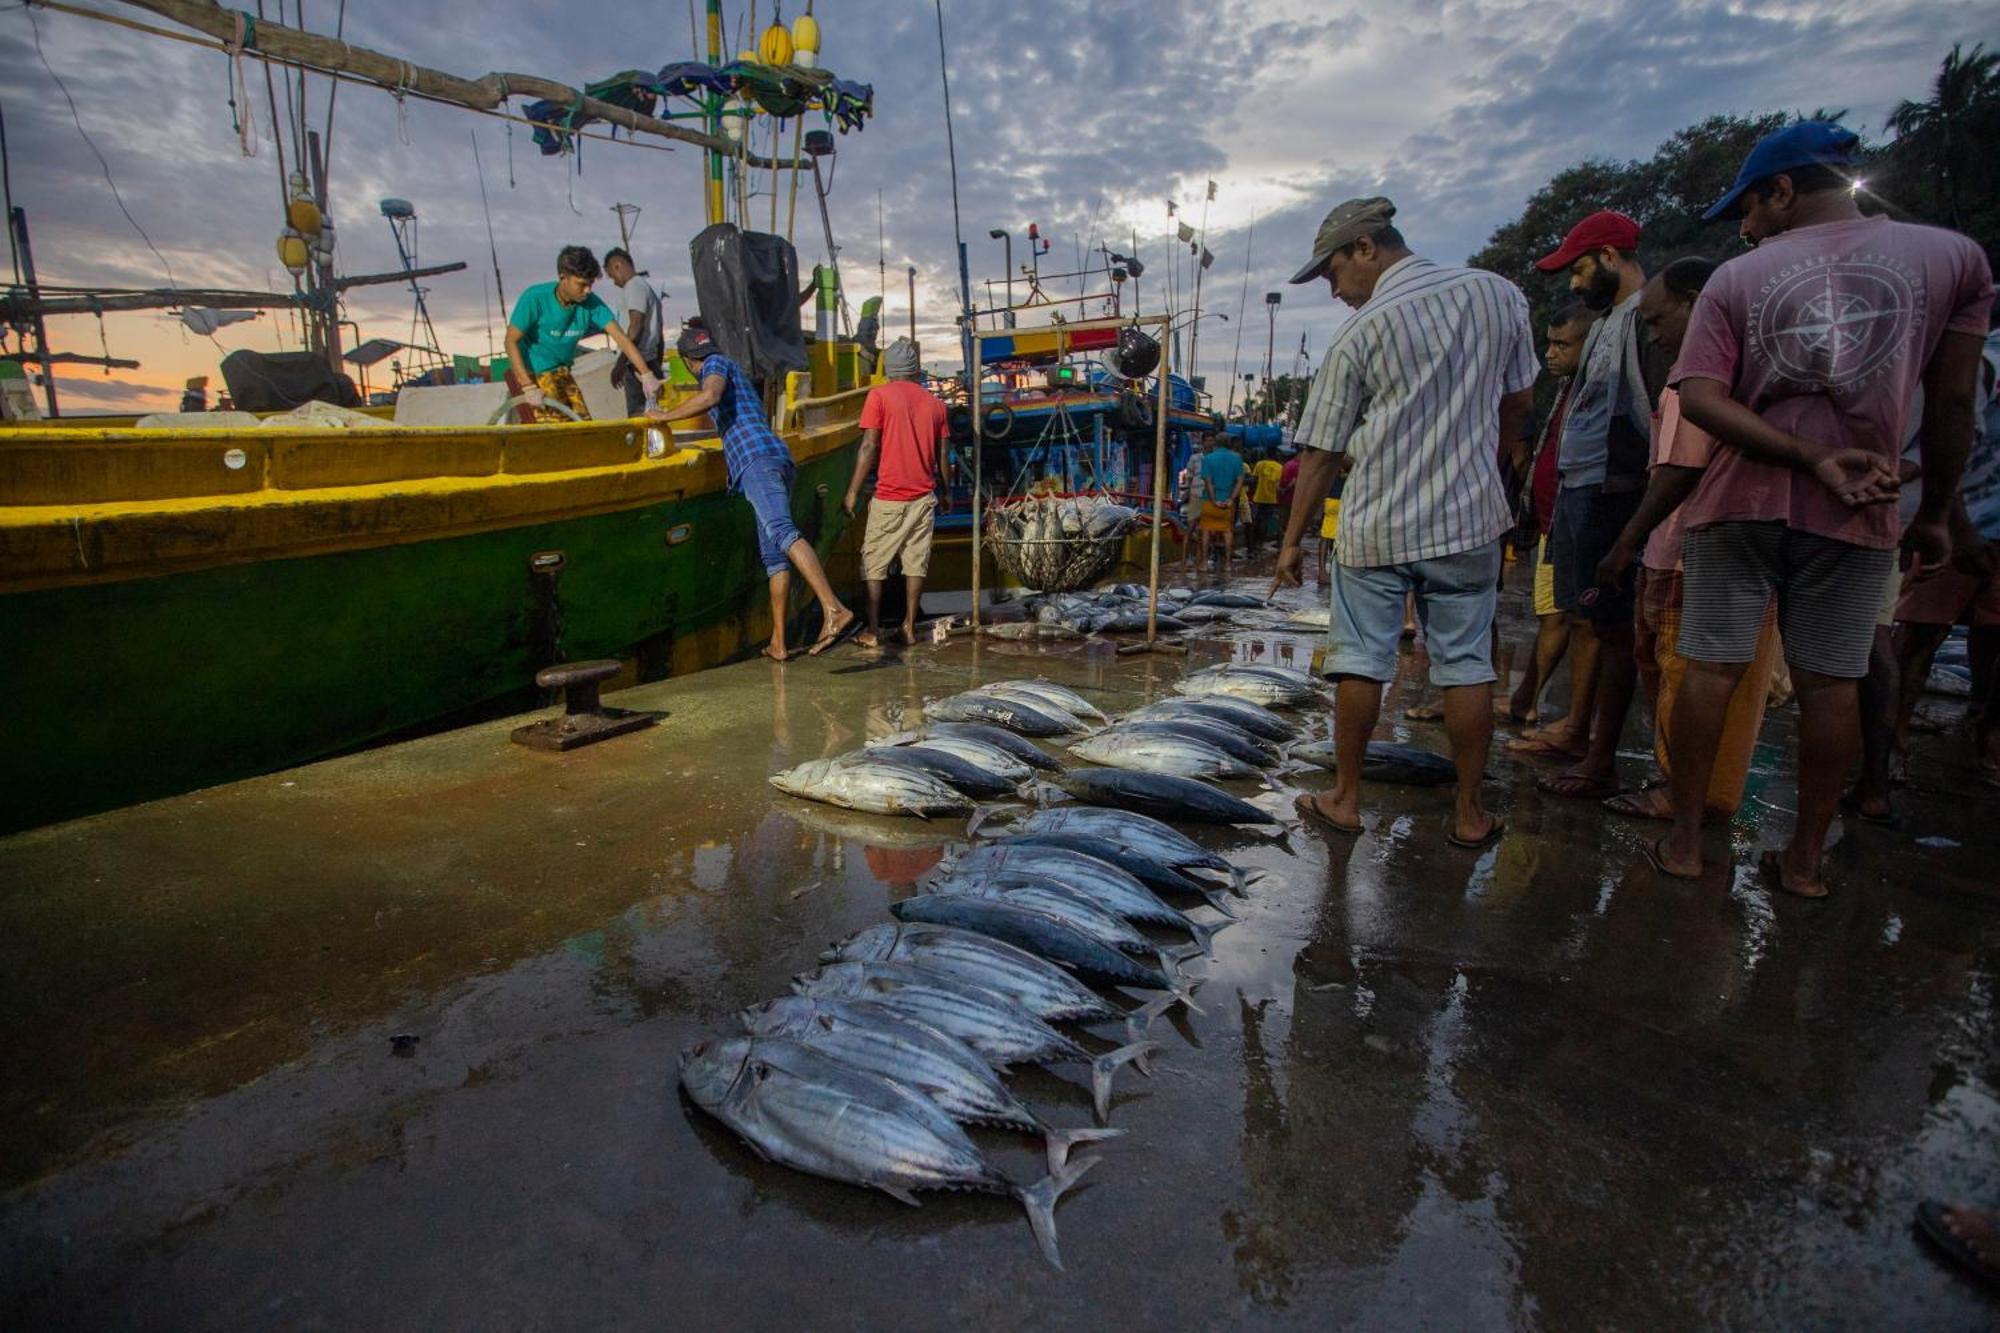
1747;252;1924;396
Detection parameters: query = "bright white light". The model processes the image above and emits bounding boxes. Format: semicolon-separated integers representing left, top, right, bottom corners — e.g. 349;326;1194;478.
1851;178;1867;194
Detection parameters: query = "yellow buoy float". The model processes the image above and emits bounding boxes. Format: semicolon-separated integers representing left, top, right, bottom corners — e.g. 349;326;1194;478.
758;21;794;66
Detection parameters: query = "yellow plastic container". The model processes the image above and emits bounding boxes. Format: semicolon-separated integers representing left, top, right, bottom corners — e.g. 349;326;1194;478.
1320;497;1341;540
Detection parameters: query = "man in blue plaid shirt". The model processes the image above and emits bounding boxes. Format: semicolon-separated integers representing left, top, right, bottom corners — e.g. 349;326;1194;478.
650;320;856;659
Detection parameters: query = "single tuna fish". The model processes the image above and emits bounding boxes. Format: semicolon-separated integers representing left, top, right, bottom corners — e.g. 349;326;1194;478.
890;893;1188;995
1290;739;1461;786
944;844;1225;952
770;757;971;818
983;621;1086;641
1175;667;1318;708
978;678;1108;724
975;687;1089;733
879;732;1034;784
793;961;1150;1123
1136;695;1300;742
1012;806;1242;886
861;745;1019;799
1065;767;1278;825
738;996;1122;1172
822;922;1120;1025
996;832;1239;919
925;721;1064;771
1107;718;1277;768
1069;728;1260;781
679;1035;1098;1267
926;692;1075;737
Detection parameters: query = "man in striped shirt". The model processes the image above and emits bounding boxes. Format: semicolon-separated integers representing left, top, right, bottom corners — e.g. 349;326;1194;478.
1278;197;1539;848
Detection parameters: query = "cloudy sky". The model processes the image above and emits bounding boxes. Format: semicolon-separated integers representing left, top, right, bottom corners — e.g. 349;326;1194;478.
2;0;1992;413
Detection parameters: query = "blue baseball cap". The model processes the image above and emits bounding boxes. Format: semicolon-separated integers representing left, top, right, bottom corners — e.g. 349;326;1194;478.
1703;121;1861;220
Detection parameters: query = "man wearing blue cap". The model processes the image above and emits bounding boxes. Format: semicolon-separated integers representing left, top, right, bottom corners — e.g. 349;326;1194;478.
1649;121;1993;897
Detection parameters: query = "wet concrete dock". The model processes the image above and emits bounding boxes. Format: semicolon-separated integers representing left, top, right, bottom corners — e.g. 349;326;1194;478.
2;570;1996;1329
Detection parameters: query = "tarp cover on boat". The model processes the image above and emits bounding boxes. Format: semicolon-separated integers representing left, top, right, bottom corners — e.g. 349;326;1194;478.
219;350;361;412
689;224;807;385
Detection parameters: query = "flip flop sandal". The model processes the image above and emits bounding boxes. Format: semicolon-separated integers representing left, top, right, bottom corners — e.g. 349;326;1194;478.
1506;734;1584;759
1445;818;1505;850
1915;1201;2000;1288
1535;771;1624;800
1603;791;1673;821
1757;848;1827;899
1642;835;1700;881
1293;792;1363;837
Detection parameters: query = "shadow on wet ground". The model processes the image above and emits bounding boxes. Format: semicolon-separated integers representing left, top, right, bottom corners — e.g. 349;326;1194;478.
1;555;1996;1329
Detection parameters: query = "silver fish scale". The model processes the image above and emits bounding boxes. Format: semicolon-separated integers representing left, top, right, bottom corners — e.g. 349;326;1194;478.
928;876;1151;954
949;845;1189;931
794;962;1088;1066
742;997;1036;1132
1068;728;1253;780
825;924;1116;1023
1015;806;1232;872
695;1038;999;1194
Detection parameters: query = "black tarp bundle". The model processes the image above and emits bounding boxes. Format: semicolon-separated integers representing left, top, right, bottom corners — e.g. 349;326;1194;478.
219;350;360;412
688;224;807;388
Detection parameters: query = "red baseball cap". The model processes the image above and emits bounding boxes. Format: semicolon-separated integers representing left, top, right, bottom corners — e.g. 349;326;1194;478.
1535;210;1642;272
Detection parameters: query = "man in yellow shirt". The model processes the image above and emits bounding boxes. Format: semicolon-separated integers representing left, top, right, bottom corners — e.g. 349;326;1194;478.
1249;449;1285;555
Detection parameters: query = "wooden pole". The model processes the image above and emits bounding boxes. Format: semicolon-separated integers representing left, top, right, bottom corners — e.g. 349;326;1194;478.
0;262;467;320
106;0;739;156
1145;321;1172;645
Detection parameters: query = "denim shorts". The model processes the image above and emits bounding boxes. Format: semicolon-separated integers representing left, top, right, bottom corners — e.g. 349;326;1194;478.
1550;484;1642;622
1327;540;1501;687
738;456;801;575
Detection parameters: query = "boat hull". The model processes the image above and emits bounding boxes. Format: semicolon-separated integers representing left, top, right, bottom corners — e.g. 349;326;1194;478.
0;406;863;833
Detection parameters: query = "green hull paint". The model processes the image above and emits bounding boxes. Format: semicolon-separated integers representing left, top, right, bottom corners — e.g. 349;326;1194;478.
0;444;858;834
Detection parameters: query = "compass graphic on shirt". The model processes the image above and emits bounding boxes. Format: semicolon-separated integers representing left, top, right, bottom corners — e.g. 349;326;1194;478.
1748;253;1922;394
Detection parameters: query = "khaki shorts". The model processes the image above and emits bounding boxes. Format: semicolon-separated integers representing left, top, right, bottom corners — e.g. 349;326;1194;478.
861;495;937;580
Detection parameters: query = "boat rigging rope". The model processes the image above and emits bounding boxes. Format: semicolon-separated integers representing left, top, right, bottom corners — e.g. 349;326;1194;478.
23;2;178;290
224;9;258;156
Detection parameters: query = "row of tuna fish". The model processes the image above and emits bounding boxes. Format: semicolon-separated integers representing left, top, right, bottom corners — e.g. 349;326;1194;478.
678;803;1251;1269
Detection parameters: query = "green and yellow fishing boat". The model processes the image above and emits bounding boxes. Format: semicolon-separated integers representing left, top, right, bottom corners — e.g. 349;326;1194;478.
0;361;872;835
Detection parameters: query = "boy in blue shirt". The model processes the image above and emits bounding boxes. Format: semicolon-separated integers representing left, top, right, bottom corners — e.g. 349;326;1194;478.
649;320;857;659
504;246;659;421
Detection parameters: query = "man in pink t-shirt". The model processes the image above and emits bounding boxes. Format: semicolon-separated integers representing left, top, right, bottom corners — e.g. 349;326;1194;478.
844;338;951;648
1649;122;1994;897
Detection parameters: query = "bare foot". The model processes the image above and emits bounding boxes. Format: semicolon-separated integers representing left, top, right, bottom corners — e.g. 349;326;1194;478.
1758;847;1828;899
808;606;858;657
762;644;792;663
854;629;881;650
899;624;919;646
1536;767;1622;800
1604;787;1673;820
1651;832;1704;879
1293;790;1362;835
1403;701;1444;722
1507;730;1586;759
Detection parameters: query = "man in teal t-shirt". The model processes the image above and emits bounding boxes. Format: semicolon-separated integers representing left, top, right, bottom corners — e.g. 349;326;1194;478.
504;245;659;422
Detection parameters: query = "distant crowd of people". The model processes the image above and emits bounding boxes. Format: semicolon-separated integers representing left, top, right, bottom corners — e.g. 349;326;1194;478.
1271;120;1996;908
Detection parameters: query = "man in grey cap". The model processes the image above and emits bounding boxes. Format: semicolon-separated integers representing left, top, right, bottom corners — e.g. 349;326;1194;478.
1277;196;1539;849
844;338;951;649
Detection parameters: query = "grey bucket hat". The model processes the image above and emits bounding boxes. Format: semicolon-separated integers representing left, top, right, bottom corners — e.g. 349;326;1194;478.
1288;196;1397;284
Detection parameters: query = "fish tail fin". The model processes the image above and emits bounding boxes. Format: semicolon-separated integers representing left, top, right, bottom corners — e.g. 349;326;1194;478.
1159;952;1206;1017
1199;886;1241;920
1088;1042;1157;1124
1122;994;1179;1058
1015;1153;1101;1270
1039;1124;1125;1175
1187;917;1226;957
966;803;1015;839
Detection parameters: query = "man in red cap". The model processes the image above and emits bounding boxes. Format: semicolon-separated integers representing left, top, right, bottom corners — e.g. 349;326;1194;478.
1530;210;1670;802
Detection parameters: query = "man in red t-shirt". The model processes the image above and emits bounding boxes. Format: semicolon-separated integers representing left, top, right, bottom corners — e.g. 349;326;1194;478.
1653;121;1993;896
845;338;951;648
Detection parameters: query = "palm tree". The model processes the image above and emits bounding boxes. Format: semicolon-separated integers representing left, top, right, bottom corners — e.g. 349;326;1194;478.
1888;43;2000;230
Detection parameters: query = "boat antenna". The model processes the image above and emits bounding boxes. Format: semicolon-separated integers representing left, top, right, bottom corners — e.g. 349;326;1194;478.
934;0;981;626
470;129;508;327
877;187;885;301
